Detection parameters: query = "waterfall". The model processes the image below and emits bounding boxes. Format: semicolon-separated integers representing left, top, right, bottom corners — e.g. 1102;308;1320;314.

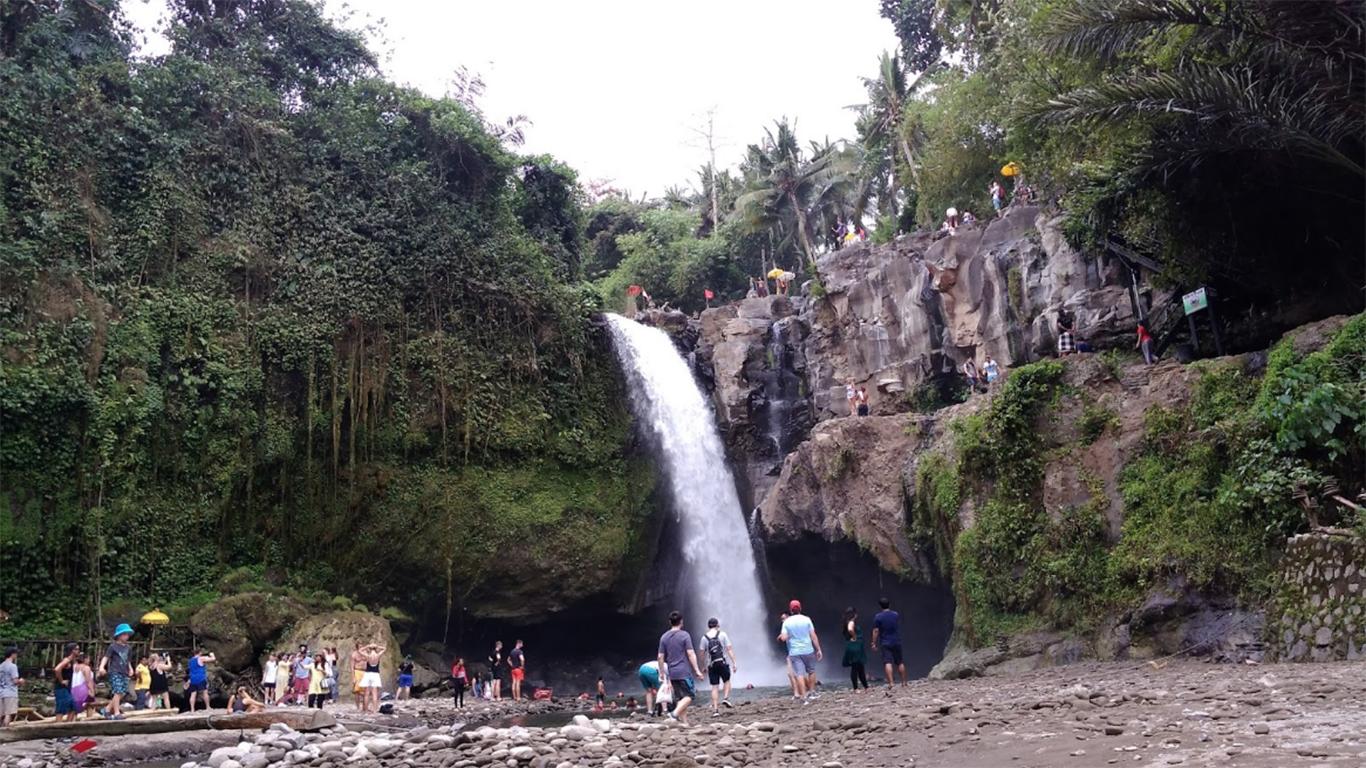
606;314;783;684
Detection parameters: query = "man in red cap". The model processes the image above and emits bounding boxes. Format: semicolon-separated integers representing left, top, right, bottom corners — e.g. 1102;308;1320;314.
777;599;823;702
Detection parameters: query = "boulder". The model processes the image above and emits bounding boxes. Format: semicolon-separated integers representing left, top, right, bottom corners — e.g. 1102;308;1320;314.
190;593;308;672
278;611;400;701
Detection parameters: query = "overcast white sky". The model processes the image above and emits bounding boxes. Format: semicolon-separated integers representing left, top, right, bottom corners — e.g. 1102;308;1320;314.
123;0;900;196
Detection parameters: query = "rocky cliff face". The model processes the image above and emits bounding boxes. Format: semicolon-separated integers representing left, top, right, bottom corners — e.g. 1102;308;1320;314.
697;204;1146;513
802;204;1150;420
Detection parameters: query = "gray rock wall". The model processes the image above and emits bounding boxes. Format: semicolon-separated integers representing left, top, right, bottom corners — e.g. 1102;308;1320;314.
1270;532;1366;662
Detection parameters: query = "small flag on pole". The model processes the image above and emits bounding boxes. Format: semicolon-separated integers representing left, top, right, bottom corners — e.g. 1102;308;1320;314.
703;289;714;300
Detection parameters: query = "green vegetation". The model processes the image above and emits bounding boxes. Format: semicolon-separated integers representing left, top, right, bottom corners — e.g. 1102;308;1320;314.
1077;400;1119;445
915;316;1366;648
0;0;647;637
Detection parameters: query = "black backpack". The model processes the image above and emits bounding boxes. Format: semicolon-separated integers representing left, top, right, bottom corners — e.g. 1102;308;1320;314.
706;632;727;666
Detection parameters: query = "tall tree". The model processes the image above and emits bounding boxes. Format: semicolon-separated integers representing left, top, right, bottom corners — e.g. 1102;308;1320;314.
733;121;857;274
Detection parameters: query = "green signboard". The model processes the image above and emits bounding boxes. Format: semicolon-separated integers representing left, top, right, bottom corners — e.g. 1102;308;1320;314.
1183;287;1208;316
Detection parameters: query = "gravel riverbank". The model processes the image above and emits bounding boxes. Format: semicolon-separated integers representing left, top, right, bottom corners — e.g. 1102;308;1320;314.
2;660;1363;767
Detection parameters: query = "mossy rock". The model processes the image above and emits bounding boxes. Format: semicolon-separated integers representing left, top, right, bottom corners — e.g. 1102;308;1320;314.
190;592;308;671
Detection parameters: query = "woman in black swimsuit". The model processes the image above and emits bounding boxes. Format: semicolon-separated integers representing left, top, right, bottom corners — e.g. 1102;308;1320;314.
148;655;170;710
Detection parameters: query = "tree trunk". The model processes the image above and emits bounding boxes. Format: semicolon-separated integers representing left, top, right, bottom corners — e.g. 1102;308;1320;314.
898;135;922;192
788;191;817;275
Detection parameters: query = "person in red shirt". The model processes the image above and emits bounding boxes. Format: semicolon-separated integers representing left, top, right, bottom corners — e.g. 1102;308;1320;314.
1136;320;1155;365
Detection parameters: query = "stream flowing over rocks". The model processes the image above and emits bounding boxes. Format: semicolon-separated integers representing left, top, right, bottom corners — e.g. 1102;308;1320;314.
5;661;1364;768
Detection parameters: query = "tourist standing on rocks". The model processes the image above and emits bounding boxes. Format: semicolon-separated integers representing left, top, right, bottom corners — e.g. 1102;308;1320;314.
990;180;1005;216
489;641;504;701
451;658;467;708
72;653;95;717
186;647;216;712
326;647;339;703
699;617;737;717
0;646;23;726
596;677;607;708
357;642;385;713
291;648;313;706
872;597;908;687
53;643;79;722
397;655;415;700
509;641;526;702
349;646;366;700
845;383;857;416
776;613;798;697
637;659;662;716
842;607;869;691
276;652;294;704
263;654;278;705
149;653;170;710
98;623;136;719
1137;320;1156;365
857;386;870;416
307;652;328;709
658;611;705;725
983;355;1001;387
134;654;152;709
779;600;823;703
963;358;981;393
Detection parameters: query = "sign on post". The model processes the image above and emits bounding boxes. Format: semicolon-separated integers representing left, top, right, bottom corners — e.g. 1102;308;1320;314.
1182;287;1208;316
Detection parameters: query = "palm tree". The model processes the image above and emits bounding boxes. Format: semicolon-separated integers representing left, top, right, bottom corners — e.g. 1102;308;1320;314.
1032;0;1364;178
733;121;858;274
858;51;939;198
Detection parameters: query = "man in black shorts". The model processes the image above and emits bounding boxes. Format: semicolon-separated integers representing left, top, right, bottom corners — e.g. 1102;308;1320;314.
698;617;738;717
871;597;907;687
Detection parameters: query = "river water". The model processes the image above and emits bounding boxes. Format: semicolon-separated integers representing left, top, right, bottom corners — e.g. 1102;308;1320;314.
606;315;785;685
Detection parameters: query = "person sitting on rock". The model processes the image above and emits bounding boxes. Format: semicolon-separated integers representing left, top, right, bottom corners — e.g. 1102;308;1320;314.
228;685;266;714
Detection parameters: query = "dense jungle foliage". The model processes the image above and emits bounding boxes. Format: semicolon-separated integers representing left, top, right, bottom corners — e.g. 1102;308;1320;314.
0;0;653;637
913;316;1366;647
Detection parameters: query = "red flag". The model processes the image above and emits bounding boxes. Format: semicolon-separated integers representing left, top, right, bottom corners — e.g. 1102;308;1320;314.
704;289;715;300
627;285;642;297
73;740;98;754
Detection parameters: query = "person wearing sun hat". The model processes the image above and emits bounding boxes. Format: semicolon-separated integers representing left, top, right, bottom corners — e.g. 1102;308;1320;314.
98;623;136;719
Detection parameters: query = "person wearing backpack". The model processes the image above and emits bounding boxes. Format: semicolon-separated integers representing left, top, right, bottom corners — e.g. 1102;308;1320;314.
698;617;738;717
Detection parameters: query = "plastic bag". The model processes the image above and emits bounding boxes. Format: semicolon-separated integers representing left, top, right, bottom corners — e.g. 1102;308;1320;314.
656;677;673;706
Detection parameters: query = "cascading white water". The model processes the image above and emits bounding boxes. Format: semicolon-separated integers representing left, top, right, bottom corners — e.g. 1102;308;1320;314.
606;314;784;684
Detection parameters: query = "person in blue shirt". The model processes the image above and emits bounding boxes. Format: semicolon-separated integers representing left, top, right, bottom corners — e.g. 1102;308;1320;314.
871;597;907;687
186;647;216;712
778;600;824;702
637;659;662;716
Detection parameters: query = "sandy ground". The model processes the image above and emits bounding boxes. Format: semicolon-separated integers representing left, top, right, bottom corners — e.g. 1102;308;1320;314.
2;660;1362;767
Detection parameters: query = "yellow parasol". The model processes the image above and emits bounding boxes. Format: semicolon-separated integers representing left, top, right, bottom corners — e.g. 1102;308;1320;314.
141;608;170;651
766;268;786;279
1001;162;1022;177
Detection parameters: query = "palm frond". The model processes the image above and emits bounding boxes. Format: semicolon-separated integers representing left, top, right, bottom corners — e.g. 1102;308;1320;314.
1033;60;1364;176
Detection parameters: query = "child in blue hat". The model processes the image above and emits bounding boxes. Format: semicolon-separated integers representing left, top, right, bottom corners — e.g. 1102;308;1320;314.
99;623;135;719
